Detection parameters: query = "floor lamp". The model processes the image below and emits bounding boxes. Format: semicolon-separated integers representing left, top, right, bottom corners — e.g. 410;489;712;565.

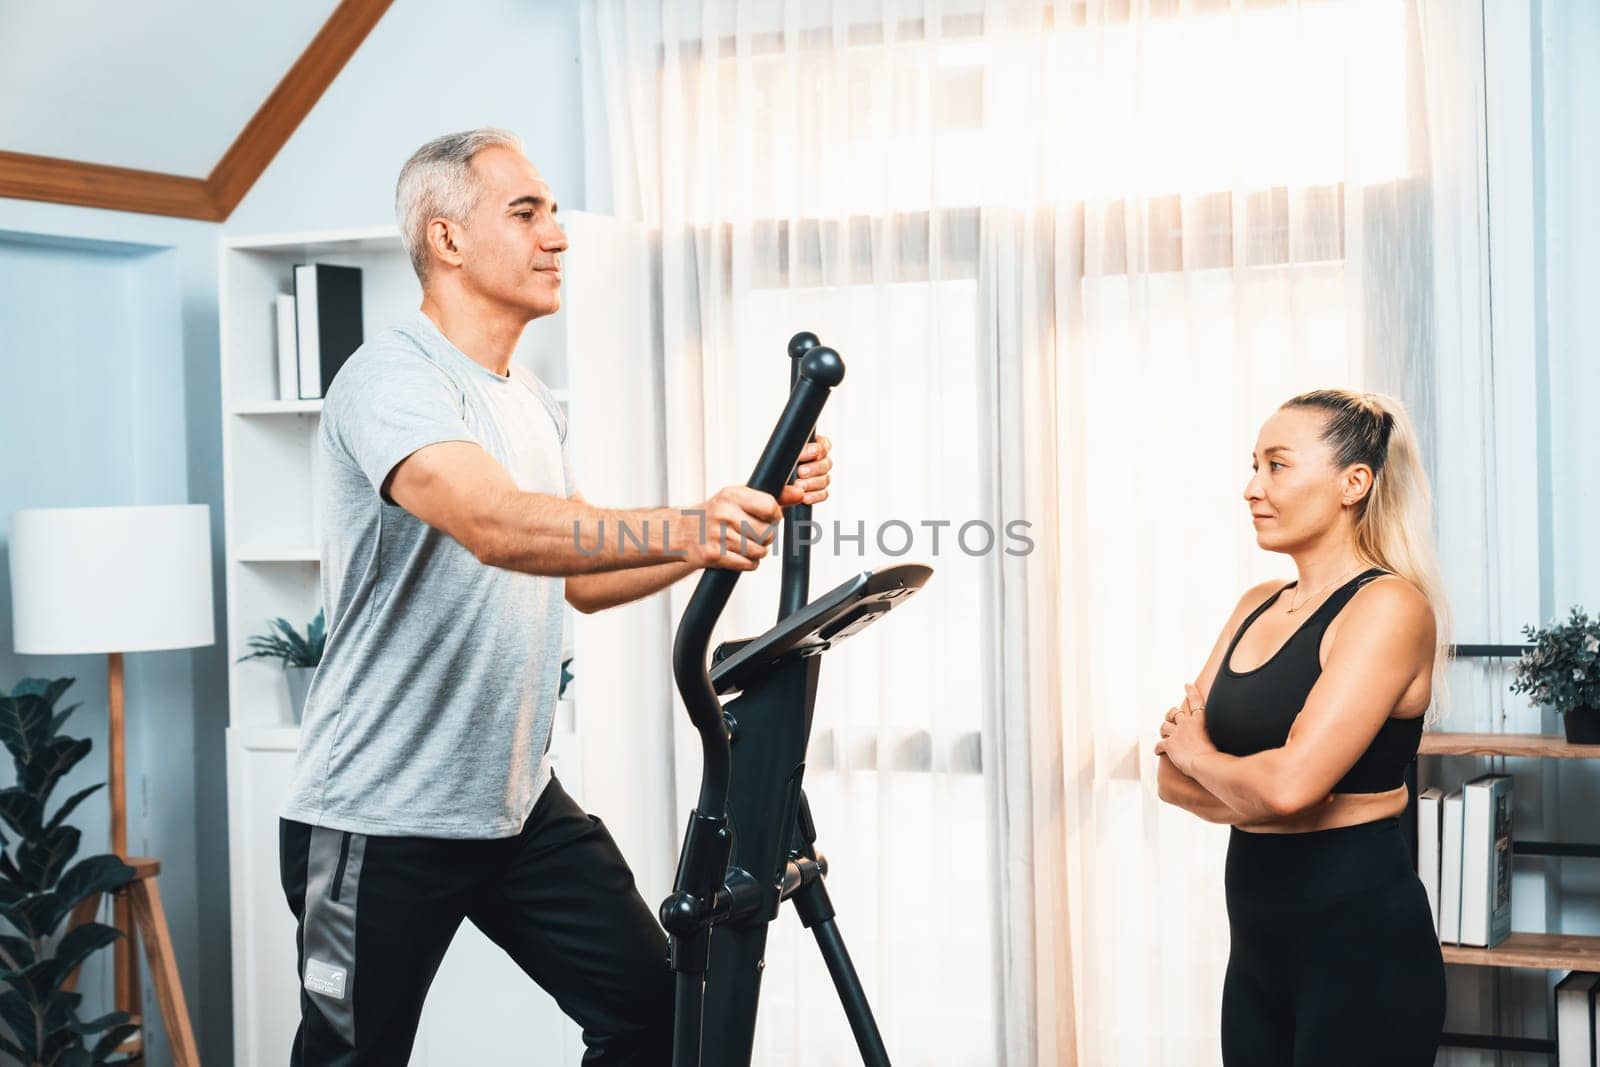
9;504;212;1066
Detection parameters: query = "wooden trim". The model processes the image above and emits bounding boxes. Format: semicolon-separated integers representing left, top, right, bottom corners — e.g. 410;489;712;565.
0;0;394;221
1441;931;1600;971
0;150;221;220
208;0;396;216
1418;731;1600;759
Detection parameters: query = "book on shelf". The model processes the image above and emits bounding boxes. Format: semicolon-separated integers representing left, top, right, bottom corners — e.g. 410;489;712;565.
1440;790;1464;944
275;293;298;402
293;263;364;400
1417;787;1444;933
1555;970;1599;1067
1459;774;1513;948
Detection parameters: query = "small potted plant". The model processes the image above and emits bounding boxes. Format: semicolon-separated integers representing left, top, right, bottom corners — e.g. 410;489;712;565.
1510;606;1600;744
555;655;575;734
239;609;326;724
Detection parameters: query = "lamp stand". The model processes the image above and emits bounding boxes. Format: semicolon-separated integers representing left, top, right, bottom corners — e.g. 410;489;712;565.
107;652;134;1018
61;653;202;1065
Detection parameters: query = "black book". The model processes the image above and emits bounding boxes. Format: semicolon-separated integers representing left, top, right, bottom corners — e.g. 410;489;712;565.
293;263;364;399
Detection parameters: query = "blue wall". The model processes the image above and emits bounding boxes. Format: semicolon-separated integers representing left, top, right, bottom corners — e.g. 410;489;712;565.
0;1;584;1061
0;234;201;1065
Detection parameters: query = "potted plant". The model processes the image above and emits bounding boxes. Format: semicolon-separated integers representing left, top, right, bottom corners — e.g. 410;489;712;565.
239;609;326;724
555;655;575;734
0;677;140;1065
1510;606;1600;744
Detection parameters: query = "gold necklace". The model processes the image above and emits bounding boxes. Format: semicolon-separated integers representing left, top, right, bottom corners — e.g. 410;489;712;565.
1284;563;1365;614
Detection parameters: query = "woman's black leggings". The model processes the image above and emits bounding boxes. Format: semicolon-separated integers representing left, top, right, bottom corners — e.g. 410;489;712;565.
1222;816;1445;1066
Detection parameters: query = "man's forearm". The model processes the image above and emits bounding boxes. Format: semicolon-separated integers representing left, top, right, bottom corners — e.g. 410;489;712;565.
477;492;692;577
567;559;698;613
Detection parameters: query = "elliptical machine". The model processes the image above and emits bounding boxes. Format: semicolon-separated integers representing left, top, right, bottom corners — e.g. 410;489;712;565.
661;334;930;1067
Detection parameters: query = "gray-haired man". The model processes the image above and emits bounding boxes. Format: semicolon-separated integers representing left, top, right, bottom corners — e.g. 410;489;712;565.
278;129;832;1064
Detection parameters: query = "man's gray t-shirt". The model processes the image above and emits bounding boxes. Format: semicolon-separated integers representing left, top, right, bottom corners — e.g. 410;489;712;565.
282;310;574;838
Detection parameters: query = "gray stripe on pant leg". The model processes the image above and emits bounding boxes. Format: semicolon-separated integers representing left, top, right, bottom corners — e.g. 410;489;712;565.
302;827;367;1048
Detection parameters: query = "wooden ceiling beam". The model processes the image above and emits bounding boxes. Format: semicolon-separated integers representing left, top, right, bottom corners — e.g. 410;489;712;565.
0;0;395;222
208;0;395;216
0;151;222;221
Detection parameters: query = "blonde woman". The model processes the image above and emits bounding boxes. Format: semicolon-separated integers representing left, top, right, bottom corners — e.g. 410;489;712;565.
1155;390;1448;1066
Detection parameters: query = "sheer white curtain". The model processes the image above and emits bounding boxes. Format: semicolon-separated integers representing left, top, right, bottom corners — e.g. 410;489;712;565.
1412;0;1519;733
1034;3;1450;1063
582;2;1472;1063
586;5;997;1064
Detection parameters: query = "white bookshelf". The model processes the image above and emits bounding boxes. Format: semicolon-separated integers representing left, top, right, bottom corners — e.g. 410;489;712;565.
218;222;587;1066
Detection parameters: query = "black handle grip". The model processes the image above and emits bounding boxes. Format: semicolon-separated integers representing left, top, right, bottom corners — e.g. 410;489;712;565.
779;332;823;620
788;331;820;375
672;345;844;817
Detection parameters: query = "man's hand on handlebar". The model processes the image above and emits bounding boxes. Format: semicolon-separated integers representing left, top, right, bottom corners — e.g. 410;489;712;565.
777;435;832;508
677;487;783;572
673;436;829;572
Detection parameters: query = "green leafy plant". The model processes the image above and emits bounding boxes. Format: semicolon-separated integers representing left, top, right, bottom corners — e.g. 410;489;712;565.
559;656;574;701
238;609;326;669
1509;606;1600;714
0;678;139;1065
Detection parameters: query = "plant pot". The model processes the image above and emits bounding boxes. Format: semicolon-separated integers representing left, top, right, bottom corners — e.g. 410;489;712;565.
285;666;316;725
1564;705;1600;745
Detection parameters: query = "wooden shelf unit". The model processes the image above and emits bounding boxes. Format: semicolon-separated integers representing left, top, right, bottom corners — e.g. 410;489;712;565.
1425;602;1576;1053
1420;728;1600;973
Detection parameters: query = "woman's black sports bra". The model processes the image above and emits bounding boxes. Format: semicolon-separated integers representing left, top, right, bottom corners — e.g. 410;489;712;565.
1205;567;1423;795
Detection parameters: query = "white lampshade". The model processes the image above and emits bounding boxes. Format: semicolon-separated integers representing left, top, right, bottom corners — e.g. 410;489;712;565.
9;505;215;655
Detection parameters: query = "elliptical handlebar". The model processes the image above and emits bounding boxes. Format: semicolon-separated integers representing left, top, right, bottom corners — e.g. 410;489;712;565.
778;332;821;621
670;341;845;820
